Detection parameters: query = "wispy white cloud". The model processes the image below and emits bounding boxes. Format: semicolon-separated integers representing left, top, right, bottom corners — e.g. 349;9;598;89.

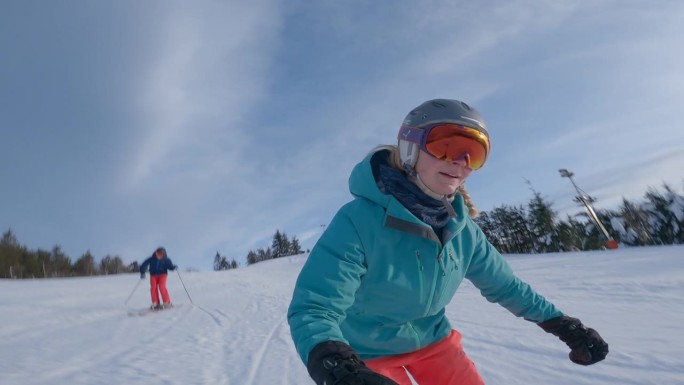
121;1;282;190
107;1;285;264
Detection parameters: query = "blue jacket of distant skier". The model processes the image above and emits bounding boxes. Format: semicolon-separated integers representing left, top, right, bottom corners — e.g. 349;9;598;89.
287;149;564;364
140;255;176;276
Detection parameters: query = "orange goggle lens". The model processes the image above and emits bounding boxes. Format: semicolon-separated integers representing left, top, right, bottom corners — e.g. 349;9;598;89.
424;124;490;170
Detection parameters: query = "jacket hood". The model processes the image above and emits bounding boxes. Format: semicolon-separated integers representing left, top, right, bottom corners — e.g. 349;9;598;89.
349;150;393;208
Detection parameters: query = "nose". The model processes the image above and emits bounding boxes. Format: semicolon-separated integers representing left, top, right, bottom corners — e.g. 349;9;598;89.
447;153;471;168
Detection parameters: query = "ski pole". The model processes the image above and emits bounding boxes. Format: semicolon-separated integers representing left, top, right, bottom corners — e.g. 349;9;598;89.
124;277;143;305
176;269;194;304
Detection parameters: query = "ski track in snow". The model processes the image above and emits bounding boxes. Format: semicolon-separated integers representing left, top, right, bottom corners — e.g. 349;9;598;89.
2;249;684;385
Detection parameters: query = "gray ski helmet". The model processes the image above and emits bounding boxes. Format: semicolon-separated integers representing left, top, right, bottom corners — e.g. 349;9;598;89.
397;99;489;170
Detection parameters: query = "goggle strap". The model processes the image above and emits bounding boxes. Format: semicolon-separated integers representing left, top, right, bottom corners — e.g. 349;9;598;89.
397;126;424;144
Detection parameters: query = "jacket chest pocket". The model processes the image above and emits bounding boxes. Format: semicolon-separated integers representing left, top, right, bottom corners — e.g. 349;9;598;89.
360;247;434;320
432;247;465;312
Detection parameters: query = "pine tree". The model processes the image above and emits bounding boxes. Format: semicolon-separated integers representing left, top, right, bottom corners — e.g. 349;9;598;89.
97;254;125;275
214;252;222;271
489;205;533;253
257;247;273;262
74;251;96;276
271;230;291;258
527;191;560;253
474;211;505;251
219;256;230;270
1;229;23;278
111;256;126;274
617;198;653;246
128;261;139;273
556;215;585;251
643;185;681;244
48;246;73;277
289;236;303;256
34;248;51;278
246;250;258;265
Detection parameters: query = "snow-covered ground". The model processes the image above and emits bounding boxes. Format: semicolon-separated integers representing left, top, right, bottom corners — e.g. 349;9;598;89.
2;245;683;385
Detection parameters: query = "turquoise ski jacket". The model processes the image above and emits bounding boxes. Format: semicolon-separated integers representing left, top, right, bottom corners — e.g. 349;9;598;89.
288;149;563;364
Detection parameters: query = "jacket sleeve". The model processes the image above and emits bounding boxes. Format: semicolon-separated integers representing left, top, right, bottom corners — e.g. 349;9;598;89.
464;221;563;323
139;257;152;274
287;207;367;365
165;258;176;271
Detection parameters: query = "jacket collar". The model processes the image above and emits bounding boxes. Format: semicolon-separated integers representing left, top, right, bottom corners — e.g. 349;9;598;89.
349;149;468;242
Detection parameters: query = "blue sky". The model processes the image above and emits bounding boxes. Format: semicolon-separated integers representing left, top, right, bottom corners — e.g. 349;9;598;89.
2;0;683;270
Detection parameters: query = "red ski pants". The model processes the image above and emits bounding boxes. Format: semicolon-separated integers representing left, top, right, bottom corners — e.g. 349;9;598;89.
365;330;485;385
149;274;170;304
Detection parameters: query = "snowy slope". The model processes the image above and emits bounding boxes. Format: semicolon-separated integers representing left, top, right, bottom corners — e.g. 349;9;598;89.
1;246;683;385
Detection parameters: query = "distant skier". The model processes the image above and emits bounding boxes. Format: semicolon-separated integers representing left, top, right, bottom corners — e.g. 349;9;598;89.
140;247;177;310
287;99;608;385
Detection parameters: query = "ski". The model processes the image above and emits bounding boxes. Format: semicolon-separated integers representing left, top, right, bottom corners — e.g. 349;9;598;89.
127;304;181;317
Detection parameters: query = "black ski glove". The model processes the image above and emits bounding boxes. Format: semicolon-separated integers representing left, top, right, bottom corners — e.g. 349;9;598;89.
538;315;609;366
307;341;399;385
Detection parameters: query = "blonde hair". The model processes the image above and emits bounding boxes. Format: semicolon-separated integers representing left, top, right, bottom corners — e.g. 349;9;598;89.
373;145;479;218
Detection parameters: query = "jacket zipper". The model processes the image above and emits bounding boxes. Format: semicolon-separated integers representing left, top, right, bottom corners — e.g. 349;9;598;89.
433;247;462;311
421;244;441;317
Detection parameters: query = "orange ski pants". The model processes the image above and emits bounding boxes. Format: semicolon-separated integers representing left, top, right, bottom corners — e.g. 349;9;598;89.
365;330;485;385
149;274;170;304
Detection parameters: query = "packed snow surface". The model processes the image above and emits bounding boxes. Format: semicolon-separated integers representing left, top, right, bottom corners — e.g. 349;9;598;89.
2;245;683;385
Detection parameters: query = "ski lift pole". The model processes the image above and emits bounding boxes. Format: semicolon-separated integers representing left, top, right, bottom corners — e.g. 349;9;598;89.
559;168;618;249
579;196;612;241
176;269;194;304
124;277;143;305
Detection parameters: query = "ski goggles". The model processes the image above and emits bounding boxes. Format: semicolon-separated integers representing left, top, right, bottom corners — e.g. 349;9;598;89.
398;123;490;170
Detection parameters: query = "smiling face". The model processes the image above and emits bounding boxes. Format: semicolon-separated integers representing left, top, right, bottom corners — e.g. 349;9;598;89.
414;150;472;195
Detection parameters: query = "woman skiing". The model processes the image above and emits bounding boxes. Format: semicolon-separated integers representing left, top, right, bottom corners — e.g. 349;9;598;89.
287;99;608;385
140;247;177;310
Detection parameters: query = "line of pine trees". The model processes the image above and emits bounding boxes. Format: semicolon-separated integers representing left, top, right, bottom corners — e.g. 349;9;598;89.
245;230;304;266
213;252;239;271
0;229;137;278
476;183;684;253
4;182;682;277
